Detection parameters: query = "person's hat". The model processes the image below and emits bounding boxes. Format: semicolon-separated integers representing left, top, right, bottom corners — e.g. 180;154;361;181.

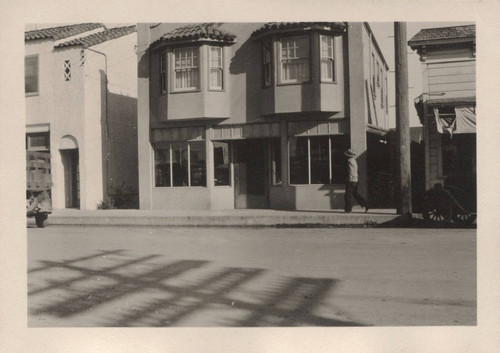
344;149;356;157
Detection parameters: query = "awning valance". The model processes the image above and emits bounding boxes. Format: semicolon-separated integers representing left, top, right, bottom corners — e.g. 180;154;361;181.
433;106;476;135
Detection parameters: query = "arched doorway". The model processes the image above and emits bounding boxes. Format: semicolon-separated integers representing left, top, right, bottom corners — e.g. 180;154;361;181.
59;136;80;208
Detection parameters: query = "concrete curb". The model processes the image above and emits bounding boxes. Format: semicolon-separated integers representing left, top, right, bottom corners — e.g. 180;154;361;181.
33;209;401;227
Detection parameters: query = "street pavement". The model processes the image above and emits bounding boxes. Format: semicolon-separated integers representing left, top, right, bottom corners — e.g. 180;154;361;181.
27;226;476;327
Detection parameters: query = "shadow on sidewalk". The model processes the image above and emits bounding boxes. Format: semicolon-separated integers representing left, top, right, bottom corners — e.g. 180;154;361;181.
28;250;366;327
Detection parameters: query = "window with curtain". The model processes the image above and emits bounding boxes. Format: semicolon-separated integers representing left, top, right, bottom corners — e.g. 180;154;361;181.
209;46;223;90
173;47;199;91
155;141;206;187
289;135;349;185
320;35;335;82
25;55;39;94
280;36;310;83
159;51;167;94
263;41;273;87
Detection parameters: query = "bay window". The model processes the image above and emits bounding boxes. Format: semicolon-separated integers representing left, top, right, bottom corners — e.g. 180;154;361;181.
280;36;310;83
320;35;335;82
209;46;223;90
289;135;349;185
155;141;206;187
173;47;199;91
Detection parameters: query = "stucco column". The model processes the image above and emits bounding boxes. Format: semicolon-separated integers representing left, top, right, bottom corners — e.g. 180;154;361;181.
347;23;368;197
280;120;289;187
137;26;153;209
206;126;215;189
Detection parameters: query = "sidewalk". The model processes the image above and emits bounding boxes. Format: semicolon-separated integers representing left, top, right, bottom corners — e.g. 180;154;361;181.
33;208;403;227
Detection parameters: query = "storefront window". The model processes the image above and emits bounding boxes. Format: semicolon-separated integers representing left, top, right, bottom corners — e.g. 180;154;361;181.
155;147;171;187
289;135;349;185
270;138;281;185
155;141;206;187
310;136;329;184
189;141;206;187
331;135;349;184
214;142;230;186
289;137;309;184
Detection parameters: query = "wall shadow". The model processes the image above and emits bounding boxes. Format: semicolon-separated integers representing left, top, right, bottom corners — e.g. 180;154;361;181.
29;250;366;327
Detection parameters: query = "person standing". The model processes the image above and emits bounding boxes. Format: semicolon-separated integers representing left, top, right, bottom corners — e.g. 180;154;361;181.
344;149;369;213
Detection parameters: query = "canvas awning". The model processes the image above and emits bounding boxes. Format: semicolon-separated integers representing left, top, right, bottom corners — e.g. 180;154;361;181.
433;106;476;135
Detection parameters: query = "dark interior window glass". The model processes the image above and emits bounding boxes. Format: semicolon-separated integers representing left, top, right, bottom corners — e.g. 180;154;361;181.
214;141;230;186
331;135;349;184
190;141;206;187
289;137;308;184
155;147;171;187
310;136;329;184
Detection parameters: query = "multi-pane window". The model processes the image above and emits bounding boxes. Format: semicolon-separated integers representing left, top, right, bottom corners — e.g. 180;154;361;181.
214;142;230;186
26;132;50;151
155;141;206;187
280;36;310;83
25;55;39;94
209;46;223;90
159;51;167;94
64;60;71;81
173;47;199;91
289;135;349;185
320;35;335;82
263;41;273;87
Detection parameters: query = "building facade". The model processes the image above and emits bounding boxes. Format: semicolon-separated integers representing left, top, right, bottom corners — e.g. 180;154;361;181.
25;23;138;210
409;25;476;211
137;22;390;210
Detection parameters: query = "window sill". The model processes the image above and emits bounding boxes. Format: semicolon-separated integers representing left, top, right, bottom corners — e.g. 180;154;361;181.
276;81;312;87
25;92;39;97
170;89;201;94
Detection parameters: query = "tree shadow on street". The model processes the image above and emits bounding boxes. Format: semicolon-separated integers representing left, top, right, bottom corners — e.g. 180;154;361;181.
28;250;365;327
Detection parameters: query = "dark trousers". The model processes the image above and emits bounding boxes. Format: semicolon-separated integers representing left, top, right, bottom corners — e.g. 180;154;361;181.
345;182;367;212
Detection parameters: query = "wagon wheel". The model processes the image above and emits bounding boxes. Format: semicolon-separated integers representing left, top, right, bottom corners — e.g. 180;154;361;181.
422;206;451;224
452;211;477;226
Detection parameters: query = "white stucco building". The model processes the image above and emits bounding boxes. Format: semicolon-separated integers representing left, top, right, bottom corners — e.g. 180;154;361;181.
25;23;138;210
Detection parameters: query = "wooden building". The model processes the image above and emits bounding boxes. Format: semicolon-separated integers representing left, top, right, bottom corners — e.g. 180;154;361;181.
409;24;476;211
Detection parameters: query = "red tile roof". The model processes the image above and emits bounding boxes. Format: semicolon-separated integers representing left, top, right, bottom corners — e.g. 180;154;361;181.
408;24;475;47
152;23;236;47
25;23;106;41
251;22;347;38
55;25;136;48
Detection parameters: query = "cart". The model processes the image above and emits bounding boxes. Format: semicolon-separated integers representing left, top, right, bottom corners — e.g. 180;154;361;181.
26;151;52;227
422;181;476;226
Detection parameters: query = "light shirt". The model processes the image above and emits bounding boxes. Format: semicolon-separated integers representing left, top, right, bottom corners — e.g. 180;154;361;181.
348;157;358;182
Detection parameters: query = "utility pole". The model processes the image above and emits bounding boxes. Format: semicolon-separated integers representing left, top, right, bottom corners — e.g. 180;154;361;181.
394;22;412;216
